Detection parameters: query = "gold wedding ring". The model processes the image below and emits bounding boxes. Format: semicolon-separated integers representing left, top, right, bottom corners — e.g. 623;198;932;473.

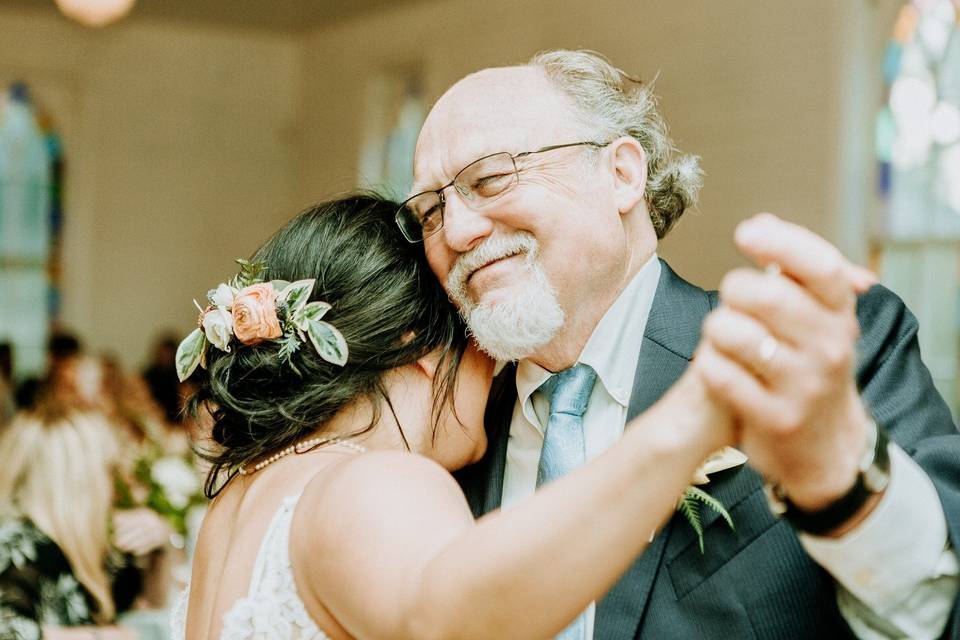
755;334;780;377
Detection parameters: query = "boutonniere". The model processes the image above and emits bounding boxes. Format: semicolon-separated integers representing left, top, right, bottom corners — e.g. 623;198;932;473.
677;446;747;553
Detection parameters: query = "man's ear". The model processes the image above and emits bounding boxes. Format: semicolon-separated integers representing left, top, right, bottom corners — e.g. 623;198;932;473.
609;137;647;214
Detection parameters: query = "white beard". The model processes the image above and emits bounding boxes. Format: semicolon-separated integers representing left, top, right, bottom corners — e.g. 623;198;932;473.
447;231;564;361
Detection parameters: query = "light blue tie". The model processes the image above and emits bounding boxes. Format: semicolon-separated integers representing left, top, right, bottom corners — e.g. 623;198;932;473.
536;363;598;640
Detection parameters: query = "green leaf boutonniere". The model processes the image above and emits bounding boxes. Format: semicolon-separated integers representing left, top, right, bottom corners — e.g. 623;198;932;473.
677;446;747;553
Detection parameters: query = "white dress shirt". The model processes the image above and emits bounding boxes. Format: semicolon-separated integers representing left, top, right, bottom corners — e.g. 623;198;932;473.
500;254;958;639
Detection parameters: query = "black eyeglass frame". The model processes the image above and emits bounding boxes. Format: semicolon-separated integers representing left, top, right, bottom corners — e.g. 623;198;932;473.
395;140;612;243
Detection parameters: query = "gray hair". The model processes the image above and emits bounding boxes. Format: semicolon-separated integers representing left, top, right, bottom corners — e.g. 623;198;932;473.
529;50;703;238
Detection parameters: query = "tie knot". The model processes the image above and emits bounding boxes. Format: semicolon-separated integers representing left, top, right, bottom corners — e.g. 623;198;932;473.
541;363;597;418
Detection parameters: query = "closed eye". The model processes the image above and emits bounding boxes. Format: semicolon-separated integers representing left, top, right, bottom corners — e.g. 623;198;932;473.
472;173;514;197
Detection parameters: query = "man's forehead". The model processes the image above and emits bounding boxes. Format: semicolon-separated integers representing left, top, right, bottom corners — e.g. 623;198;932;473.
410;66;582;193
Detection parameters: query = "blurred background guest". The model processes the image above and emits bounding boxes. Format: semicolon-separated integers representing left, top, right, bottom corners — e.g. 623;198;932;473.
102;353;188;453
0;409;136;639
14;332;83;413
141;335;182;427
70;353;196;611
0;339;203;638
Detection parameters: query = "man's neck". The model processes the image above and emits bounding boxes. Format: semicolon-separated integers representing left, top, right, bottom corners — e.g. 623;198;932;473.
527;254;655;372
526;308;604;372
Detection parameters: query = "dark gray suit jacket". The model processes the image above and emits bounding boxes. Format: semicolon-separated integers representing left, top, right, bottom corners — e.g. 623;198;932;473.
454;260;960;639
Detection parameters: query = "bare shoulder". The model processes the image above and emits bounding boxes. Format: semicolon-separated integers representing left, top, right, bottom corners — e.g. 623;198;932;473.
289;450;475;621
298;450;470;528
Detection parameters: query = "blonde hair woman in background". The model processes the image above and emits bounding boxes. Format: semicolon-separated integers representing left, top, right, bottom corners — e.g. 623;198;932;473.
0;410;136;640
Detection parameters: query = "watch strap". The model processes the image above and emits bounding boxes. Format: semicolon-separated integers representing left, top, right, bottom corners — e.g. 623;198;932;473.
766;421;890;536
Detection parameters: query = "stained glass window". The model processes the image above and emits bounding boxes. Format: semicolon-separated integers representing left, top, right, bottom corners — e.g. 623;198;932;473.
877;0;960;234
875;0;960;415
357;73;425;198
0;84;57;379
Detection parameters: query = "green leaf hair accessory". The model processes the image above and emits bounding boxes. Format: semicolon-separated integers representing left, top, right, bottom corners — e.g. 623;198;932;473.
175;259;348;381
230;258;268;289
175;327;207;383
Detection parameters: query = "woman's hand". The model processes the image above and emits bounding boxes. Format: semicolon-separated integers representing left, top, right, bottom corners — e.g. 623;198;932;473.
113;508;172;556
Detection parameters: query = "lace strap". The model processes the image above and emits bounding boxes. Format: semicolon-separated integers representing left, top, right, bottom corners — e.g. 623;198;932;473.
246;493;302;597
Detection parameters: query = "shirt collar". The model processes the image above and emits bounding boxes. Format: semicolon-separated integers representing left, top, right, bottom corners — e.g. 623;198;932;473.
515;254;662;413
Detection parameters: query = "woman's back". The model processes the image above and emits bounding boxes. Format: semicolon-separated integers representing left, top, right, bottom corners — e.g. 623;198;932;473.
180;451;356;640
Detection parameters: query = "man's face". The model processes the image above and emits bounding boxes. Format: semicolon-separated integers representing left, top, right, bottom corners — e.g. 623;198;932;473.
413;67;635;362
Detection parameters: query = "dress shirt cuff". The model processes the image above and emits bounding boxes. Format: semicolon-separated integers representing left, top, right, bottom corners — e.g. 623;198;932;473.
799;443;954;614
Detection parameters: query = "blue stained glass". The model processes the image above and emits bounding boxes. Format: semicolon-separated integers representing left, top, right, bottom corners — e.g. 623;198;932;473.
47;286;60;320
0;85;53;378
878;161;893;197
0;89;51;260
876;107;896;162
44;131;62;160
883;42;904;86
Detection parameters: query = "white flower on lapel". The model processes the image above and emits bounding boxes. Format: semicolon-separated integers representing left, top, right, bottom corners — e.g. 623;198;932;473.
691;446;748;485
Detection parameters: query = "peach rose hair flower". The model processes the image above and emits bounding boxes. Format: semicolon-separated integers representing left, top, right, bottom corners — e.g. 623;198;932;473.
232;283;282;345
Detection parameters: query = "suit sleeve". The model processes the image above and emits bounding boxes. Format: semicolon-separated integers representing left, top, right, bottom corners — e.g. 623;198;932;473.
801;285;960;639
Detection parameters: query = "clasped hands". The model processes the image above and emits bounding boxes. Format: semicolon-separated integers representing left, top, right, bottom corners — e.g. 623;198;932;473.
691;213;880;523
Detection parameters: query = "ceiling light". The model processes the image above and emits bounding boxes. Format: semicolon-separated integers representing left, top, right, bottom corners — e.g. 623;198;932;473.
55;0;135;27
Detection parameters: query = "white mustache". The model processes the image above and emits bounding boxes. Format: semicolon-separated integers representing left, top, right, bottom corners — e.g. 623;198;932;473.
447;232;538;303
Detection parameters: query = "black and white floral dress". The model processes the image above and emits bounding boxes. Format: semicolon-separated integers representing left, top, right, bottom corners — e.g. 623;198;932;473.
0;516;97;640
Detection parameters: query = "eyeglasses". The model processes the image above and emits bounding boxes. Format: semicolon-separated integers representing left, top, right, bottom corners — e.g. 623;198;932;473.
395;140;611;243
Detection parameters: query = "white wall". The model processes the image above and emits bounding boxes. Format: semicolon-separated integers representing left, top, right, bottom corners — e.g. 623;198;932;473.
297;0;899;288
0;1;903;370
0;8;300;369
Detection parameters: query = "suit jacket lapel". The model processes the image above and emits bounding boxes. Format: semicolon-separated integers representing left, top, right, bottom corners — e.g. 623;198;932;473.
456;260;719;639
595;260;715;640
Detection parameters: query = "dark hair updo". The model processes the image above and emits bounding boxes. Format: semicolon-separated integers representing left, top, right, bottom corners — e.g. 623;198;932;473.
191;194;467;497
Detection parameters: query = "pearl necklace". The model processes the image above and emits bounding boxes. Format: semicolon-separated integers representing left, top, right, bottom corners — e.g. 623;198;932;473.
238;437;367;476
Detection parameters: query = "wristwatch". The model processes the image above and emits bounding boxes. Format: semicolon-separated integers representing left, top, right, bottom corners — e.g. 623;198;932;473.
764;419;891;536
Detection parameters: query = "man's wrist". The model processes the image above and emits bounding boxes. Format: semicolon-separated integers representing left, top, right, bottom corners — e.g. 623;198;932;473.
765;420;891;536
779;399;875;510
822;490;884;537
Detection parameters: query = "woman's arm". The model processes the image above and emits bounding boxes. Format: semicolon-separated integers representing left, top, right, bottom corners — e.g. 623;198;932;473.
297;370;732;640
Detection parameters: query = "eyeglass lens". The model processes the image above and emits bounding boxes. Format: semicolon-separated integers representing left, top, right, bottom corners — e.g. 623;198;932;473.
398;151;518;241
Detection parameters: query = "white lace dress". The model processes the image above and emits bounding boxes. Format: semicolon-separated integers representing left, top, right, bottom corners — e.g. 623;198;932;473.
171;494;329;640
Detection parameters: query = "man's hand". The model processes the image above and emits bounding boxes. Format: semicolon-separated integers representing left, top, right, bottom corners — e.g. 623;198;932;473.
696;213;879;514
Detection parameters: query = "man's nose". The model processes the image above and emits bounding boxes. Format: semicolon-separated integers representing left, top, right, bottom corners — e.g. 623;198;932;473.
441;189;493;253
